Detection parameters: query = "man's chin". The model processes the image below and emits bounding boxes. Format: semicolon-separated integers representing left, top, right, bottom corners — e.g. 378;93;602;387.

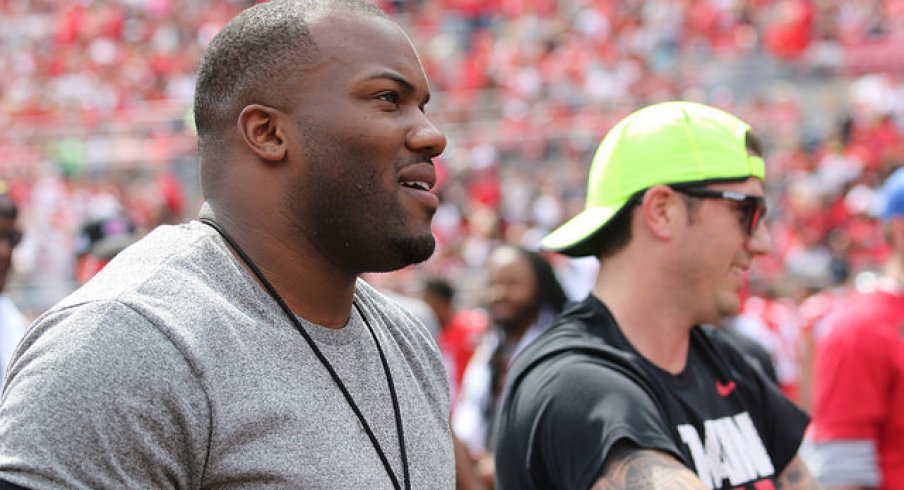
716;296;742;320
365;234;436;273
399;234;436;266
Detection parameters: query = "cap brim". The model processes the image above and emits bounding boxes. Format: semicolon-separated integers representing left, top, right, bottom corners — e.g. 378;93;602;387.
540;205;619;257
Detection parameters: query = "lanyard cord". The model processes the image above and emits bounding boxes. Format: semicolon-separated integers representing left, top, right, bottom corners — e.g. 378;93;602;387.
200;218;410;490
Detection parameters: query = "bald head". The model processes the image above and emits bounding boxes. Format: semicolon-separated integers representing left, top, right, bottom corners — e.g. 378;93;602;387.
193;0;387;148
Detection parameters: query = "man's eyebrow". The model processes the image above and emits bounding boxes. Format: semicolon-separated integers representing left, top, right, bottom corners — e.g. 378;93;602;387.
367;71;431;106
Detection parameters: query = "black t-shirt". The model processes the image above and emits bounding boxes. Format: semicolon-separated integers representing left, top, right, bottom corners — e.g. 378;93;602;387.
494;296;809;490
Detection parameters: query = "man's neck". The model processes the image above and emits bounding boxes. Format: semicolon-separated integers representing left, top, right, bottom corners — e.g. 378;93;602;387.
201;205;358;328
592;270;693;374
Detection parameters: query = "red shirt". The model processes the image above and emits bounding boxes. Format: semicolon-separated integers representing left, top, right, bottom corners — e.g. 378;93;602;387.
809;288;904;490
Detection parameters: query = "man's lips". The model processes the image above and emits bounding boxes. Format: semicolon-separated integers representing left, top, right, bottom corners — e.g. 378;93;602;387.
398;161;439;212
397;160;437;192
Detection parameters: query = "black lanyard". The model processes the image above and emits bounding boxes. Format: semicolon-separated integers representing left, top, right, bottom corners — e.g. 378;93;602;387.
200;218;410;490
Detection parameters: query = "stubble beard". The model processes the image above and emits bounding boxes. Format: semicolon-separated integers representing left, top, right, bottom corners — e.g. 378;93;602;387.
383;233;436;271
291;119;438;273
286;167;437;274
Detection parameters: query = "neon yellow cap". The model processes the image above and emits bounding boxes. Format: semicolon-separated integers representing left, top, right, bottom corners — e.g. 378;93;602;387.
541;101;765;257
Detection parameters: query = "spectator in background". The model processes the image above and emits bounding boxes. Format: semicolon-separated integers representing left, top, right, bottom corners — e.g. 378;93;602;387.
421;275;490;400
453;244;568;489
804;166;904;490
422;276;466;388
0;1;454;488
494;101;818;489
0;182;27;391
418;278;491;490
423;276;456;332
74;214;138;284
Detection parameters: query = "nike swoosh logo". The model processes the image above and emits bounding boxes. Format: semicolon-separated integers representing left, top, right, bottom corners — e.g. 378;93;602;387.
716;380;736;397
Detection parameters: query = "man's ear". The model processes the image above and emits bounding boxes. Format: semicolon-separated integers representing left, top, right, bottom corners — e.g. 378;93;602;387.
237;104;288;162
640;185;681;240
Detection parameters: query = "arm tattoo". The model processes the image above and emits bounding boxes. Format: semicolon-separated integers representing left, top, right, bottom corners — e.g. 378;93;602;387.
592;444;708;490
775;456;823;490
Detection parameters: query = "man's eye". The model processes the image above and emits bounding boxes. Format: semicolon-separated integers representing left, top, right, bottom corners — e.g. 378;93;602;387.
736;205;751;221
377;91;400;105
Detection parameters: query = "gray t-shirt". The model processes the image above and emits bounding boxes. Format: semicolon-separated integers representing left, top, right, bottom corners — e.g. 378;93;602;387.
0;221;453;489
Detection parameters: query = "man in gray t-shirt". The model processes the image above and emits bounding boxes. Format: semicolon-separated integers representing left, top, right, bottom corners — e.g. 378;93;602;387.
0;1;453;488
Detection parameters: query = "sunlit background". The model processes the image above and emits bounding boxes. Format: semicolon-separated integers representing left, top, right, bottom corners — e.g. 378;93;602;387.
2;2;903;398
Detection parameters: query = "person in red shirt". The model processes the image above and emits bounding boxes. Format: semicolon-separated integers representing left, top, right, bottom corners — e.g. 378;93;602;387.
804;166;904;490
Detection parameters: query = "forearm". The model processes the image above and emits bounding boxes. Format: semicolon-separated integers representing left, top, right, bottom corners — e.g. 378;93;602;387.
453;433;488;490
591;443;708;490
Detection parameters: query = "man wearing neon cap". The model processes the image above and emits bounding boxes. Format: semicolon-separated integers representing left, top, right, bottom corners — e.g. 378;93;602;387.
494;101;819;489
804;166;904;490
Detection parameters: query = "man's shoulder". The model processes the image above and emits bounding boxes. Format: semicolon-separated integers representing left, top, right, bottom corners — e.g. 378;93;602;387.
35;221;251;341
516;297;619;355
505;298;645;399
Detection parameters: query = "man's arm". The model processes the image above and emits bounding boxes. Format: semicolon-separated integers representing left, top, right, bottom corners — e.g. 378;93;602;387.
591;442;708;490
776;456;823;490
453;432;488;490
591;444;823;490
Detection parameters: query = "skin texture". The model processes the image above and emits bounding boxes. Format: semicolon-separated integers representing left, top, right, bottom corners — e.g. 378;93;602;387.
454;434;488;490
200;8;446;327
776;457;823;489
593;445;822;490
592;445;708;490
671;178;772;326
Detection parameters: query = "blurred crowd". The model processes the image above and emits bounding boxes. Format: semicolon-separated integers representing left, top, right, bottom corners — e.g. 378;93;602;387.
2;0;904;429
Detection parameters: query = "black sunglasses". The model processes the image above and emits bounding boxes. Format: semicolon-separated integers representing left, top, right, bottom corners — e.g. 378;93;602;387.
671;186;766;235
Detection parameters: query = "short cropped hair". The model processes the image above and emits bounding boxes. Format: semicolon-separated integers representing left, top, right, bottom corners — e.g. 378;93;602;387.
193;0;387;147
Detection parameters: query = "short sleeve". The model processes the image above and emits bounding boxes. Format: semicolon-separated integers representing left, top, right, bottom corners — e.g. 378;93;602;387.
0;301;210;489
502;355;680;490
